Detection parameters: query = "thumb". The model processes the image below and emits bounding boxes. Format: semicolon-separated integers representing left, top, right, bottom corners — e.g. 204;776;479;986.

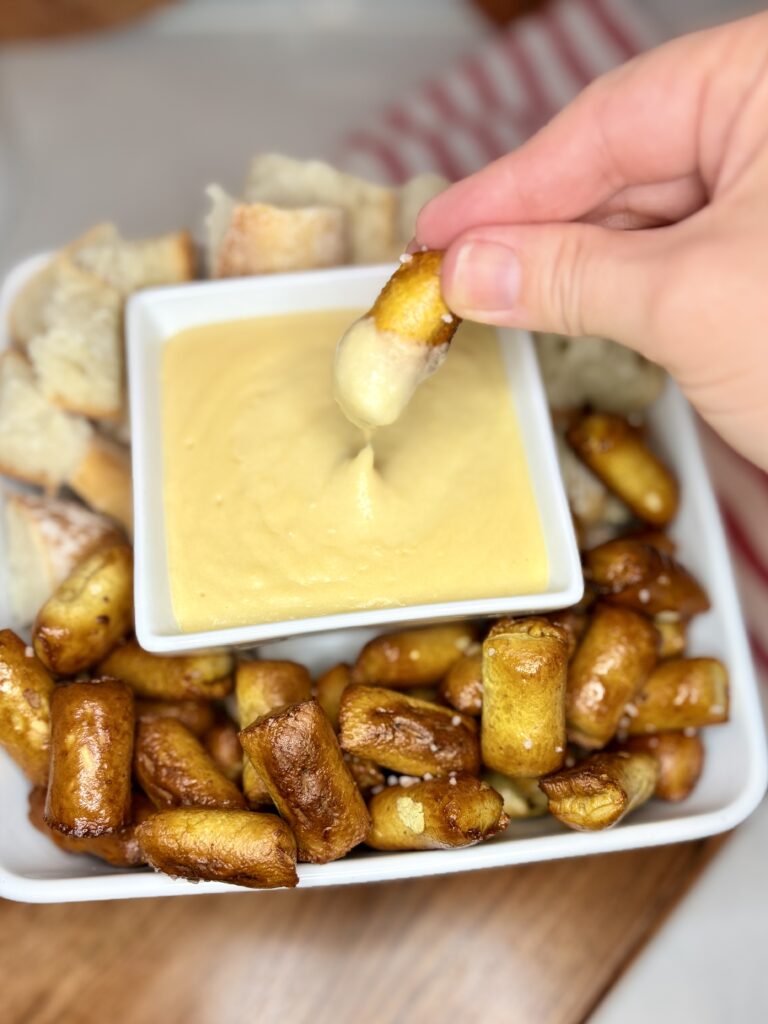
440;222;667;351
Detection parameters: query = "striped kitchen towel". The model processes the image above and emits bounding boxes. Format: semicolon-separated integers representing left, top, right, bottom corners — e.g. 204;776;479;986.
338;0;768;679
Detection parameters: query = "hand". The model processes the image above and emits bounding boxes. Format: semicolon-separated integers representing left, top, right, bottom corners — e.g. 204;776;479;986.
416;14;768;469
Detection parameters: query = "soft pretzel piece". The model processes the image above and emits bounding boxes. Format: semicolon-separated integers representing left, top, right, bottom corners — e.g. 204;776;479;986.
333;250;460;429
206;185;346;278
0;349;93;490
4;492;122;628
243;153;398;264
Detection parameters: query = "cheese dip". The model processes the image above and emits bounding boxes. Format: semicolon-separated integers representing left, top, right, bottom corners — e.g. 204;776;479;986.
162;310;548;631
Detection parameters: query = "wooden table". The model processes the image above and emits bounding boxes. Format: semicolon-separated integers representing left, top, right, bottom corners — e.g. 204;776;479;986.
2;836;724;1024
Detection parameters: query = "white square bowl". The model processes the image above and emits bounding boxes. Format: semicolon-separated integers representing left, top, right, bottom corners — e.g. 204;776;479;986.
126;265;583;653
0;253;765;904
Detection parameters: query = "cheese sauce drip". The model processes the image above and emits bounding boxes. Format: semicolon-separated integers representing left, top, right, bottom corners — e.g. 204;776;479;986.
162;310;548;631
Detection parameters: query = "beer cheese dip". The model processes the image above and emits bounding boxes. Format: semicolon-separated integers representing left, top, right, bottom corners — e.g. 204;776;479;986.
161;309;548;631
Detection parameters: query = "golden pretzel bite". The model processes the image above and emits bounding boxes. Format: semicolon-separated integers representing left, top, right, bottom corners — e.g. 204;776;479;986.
333;250;461;429
136;808;298;889
481;617;569;777
584;538;710;620
45;678;134;837
32;543;133;676
566;604;659;749
239;699;370;863
539;751;658;831
339;684;480;777
203;716;243;783
439;650;483;716
315;662;352;730
615;732;704;802
567;413;679;526
99;639;234;700
353;623;476;688
236;660;312;808
136;699;217;737
134;717;246;811
0;628;54;786
627;658;729;734
367;776;508;851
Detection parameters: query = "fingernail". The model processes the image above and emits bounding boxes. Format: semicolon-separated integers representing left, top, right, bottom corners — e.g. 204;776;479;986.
449;240;522;313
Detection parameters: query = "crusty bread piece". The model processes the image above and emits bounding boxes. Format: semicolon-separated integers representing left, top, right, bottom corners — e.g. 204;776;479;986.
535;333;666;414
397;173;449;246
206;185;346;278
27;259;123;419
0;350;93;489
4;492;122;628
68;434;133;534
9;223;195;349
70;222;196;293
243;154;397;264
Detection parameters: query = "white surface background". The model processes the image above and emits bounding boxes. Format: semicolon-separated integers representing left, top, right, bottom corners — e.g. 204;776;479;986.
0;0;766;1018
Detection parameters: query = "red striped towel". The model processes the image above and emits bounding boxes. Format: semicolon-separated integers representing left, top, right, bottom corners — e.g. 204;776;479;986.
337;0;768;681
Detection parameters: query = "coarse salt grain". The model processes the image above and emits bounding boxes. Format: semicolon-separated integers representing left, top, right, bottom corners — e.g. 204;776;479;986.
387;775;399;787
523;738;533;750
398;252;413;264
429;742;438;753
555;745;563;753
486;647;496;657
420;244;429;252
684;727;697;737
710;705;724;715
422;772;433;781
370;785;384;796
24;646;34;658
441;313;453;323
451;715;462;726
638;588;651;604
448;777;457;786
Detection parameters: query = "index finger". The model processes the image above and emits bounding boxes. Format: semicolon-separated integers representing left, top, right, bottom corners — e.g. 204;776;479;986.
416;15;759;248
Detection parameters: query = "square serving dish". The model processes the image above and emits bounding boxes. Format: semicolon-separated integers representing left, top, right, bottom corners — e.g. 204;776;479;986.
0;253;765;904
126;264;583;654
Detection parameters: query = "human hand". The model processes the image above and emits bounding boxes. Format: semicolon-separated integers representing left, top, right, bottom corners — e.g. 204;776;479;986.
416;14;768;469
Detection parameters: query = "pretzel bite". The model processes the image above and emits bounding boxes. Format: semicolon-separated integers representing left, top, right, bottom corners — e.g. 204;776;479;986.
481;618;569;777
566;604;659;749
32;544;133;675
655;618;687;659
439;650;483;716
566;413;679;526
539;751;658;831
333;250;460;429
0;628;54;785
29;786;154;867
136;699;217;737
353;623;475;688
136;808;298;889
239;699;370;863
236;660;312;807
584;538;710;620
482;771;549;819
315;662;352;730
367;776;508;851
134;717;245;811
339;684;480;777
547;608;590;659
45;678;134;836
627;658;729;734
203;716;243;783
344;754;386;797
99;639;233;700
615;732;704;802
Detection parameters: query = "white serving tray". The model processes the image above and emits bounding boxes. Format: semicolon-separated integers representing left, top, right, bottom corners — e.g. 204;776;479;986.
0;254;765;904
126;264;582;653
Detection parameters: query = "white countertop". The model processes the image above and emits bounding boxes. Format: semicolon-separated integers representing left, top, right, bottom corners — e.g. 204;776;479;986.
1;2;765;1017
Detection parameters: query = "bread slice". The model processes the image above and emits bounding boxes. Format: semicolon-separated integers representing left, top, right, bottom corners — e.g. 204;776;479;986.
206;185;346;278
0;350;93;489
70;222;196;293
4;492;122;627
27;259;123;419
68;433;133;534
243;154;398;264
397;173;449;246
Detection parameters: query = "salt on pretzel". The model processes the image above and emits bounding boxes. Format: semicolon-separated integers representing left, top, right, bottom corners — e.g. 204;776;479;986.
333;250;461;430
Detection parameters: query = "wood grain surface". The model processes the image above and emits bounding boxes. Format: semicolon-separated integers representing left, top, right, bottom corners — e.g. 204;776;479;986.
2;836;726;1024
